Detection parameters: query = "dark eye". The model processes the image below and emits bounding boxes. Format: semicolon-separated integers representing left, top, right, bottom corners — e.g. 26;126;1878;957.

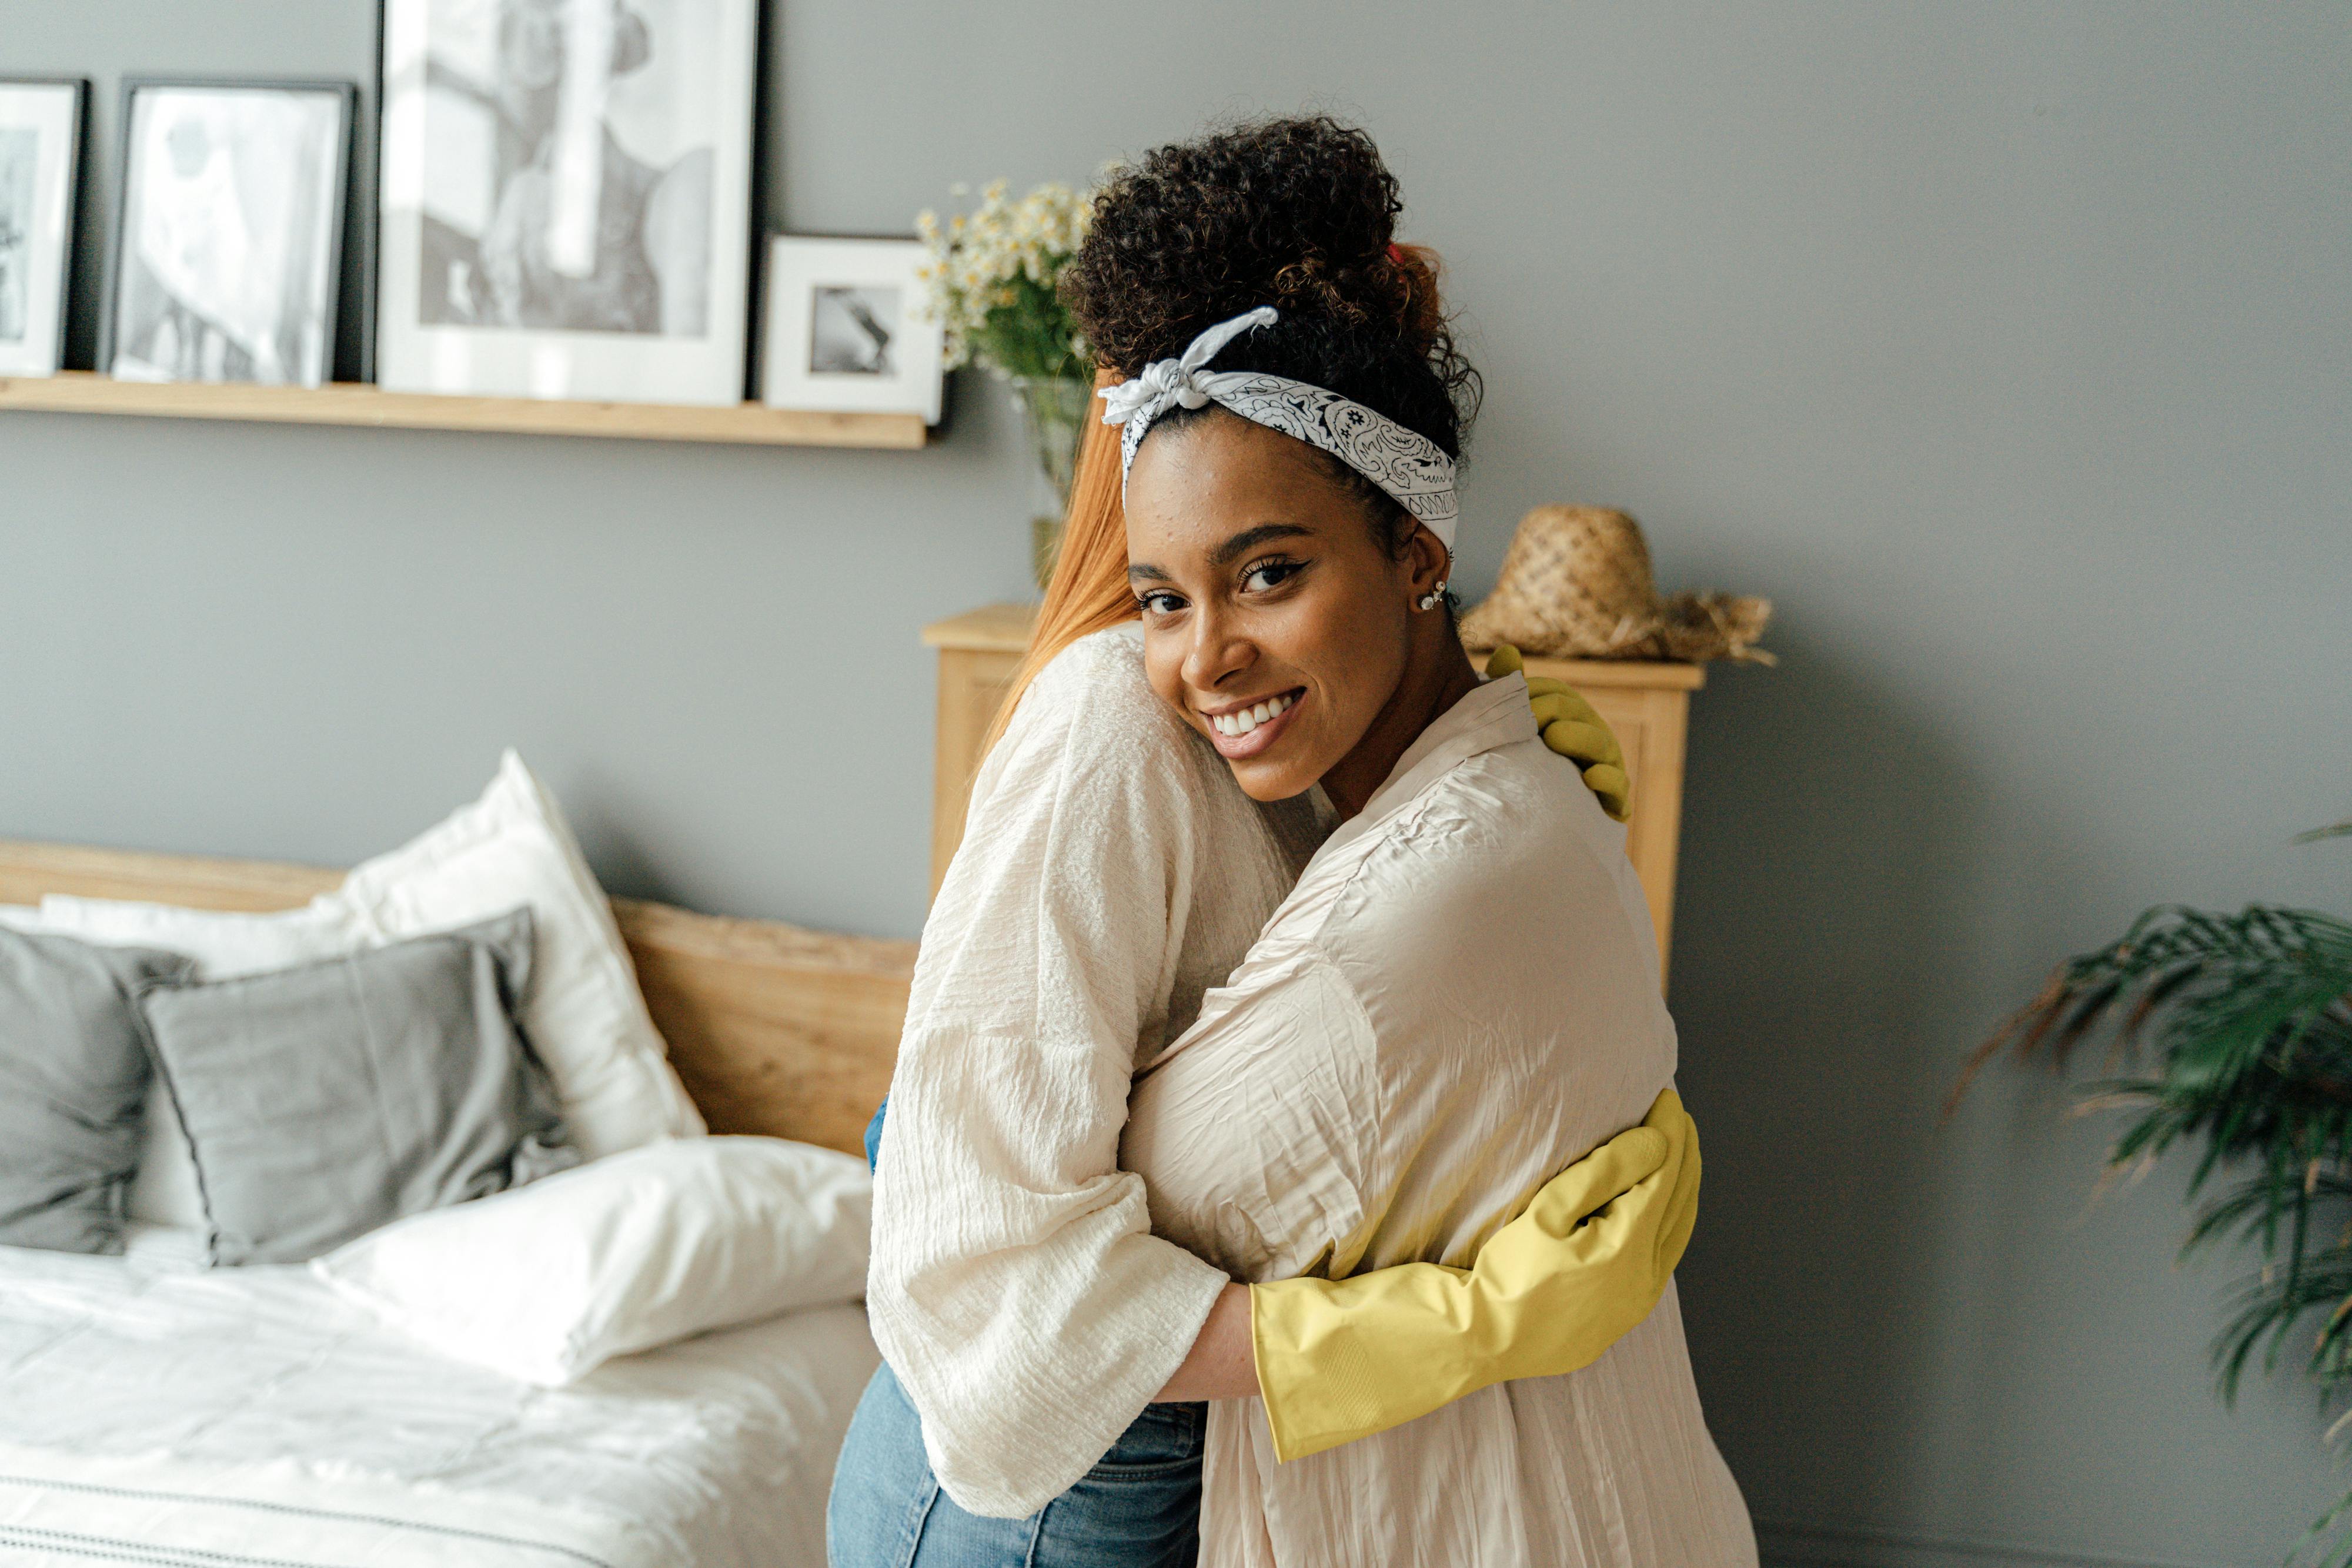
1136;589;1187;617
1242;559;1303;593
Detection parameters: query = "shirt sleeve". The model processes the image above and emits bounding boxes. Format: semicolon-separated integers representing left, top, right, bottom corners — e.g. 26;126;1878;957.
1129;948;1379;1281
866;652;1231;1519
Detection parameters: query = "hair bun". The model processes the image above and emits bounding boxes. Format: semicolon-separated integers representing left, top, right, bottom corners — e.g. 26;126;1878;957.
1065;116;1445;373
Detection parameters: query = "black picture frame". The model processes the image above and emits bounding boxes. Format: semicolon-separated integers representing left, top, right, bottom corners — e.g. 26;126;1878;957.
375;0;761;405
102;76;356;388
0;76;90;377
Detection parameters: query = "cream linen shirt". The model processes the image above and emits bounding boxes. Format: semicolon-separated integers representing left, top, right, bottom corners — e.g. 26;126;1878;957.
867;624;1322;1517
1124;676;1756;1567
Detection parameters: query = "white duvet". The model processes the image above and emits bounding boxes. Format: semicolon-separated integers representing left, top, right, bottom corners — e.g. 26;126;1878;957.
0;1227;874;1568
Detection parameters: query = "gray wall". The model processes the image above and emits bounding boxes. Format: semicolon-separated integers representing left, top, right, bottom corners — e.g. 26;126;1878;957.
4;3;2348;1563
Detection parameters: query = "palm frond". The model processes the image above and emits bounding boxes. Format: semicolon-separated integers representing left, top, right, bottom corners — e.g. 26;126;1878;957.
1958;821;2352;1564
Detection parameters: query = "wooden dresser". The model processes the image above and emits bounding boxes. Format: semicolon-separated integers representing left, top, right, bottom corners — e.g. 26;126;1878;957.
924;604;1705;982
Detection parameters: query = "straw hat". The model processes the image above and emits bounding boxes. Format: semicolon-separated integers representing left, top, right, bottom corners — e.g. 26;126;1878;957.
1458;505;1773;664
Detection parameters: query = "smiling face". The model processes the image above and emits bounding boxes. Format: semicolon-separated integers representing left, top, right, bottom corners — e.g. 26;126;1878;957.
1125;410;1456;809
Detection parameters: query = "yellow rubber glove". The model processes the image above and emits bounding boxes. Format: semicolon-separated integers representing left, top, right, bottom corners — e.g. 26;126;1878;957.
1486;644;1633;822
1248;1088;1699;1462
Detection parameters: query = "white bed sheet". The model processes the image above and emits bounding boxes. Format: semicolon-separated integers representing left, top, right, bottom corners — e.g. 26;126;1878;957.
0;1226;876;1568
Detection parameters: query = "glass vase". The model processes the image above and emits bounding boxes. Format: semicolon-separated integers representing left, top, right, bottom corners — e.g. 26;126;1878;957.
1010;374;1093;590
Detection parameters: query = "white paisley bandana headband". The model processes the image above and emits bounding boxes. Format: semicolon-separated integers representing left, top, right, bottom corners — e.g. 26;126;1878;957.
1098;306;1459;551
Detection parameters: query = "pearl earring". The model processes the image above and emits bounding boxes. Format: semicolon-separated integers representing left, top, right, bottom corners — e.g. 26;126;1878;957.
1416;580;1449;612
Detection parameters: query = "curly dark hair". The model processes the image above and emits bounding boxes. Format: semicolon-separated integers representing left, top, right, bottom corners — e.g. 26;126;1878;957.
1062;115;1480;554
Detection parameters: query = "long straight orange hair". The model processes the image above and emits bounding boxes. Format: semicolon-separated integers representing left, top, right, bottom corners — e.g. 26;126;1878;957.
979;367;1138;757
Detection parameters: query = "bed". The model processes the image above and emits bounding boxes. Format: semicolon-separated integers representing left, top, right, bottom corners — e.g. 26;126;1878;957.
0;836;918;1568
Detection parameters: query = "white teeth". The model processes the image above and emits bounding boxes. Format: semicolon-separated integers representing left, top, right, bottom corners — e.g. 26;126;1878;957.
1210;693;1295;740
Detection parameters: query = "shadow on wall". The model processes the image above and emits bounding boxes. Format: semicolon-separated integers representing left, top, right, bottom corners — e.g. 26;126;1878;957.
1663;618;2002;1529
554;764;694;912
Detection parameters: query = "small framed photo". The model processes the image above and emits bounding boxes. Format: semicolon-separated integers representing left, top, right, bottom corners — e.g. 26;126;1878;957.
106;80;354;388
761;235;944;424
377;0;761;406
0;79;88;378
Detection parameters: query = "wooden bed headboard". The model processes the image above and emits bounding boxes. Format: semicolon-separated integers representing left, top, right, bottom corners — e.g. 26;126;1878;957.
0;838;917;1158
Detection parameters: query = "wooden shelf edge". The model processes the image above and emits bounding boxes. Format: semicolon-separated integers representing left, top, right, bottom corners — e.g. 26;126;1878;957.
0;371;928;450
1479;651;1708;690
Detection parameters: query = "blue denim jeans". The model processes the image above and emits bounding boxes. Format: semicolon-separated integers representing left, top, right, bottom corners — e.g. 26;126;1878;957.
827;1359;1204;1568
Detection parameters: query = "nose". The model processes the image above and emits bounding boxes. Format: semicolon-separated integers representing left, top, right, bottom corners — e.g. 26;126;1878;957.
1181;600;1255;698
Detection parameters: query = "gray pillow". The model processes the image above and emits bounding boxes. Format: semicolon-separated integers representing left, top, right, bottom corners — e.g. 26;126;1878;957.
0;930;195;1253
136;907;579;1265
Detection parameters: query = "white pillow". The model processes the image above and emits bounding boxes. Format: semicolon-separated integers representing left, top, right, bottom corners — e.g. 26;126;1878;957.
326;751;705;1159
311;1135;871;1385
31;896;358;977
36;750;706;1226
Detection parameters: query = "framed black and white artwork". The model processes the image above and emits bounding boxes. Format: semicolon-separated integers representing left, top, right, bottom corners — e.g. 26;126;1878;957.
0;79;88;378
378;0;760;406
105;81;353;388
761;236;944;424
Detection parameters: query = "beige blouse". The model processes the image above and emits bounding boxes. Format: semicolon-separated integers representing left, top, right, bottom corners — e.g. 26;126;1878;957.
1124;676;1756;1567
871;625;1753;1562
867;624;1322;1517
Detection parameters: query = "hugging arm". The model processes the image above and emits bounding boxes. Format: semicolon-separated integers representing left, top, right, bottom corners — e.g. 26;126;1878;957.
1152;1091;1696;1446
864;671;1230;1519
1149;678;1692;1457
1247;1088;1698;1459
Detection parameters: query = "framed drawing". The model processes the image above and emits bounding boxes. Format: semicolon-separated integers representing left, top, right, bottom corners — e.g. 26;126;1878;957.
105;80;353;389
377;0;760;406
761;235;944;424
0;79;88;378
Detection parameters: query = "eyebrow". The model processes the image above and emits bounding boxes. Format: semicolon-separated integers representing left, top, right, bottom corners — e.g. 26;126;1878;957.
1210;523;1312;567
1128;521;1316;586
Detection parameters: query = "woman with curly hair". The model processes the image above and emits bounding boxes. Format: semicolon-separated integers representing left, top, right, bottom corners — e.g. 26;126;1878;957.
831;116;1753;1567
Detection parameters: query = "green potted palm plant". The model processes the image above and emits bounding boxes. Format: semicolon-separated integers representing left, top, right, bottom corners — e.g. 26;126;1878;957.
1959;819;2352;1564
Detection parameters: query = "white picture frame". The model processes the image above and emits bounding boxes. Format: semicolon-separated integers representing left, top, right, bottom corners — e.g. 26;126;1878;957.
105;81;353;390
0;79;87;379
761;235;944;424
377;0;759;407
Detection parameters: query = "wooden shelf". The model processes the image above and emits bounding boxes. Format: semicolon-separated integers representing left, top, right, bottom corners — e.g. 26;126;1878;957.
0;370;929;449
